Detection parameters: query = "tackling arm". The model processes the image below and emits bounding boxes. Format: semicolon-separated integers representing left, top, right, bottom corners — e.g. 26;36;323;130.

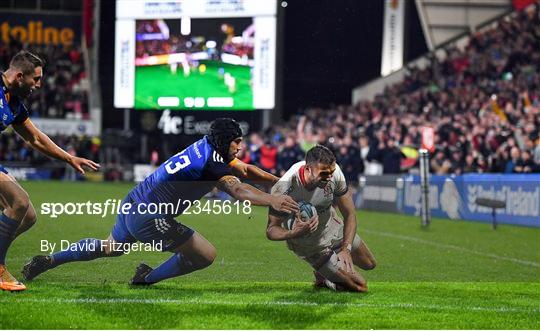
13;120;100;174
217;175;298;214
230;159;279;185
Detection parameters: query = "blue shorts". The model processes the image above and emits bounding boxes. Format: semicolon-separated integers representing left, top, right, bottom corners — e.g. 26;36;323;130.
111;196;195;252
0;165;9;174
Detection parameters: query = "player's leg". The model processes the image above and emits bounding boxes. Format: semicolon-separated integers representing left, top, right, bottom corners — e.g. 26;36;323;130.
311;217;371;292
50;234;125;266
174;231;216;271
0;172;38;238
0;170;37;291
12;199;37;238
130;218;216;285
317;252;368;292
351;235;377;270
136;232;216;285
22;212;133;281
22;234;126;281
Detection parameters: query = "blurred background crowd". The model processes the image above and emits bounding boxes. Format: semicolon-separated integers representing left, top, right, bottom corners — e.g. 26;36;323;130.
238;5;540;181
0;39;89;120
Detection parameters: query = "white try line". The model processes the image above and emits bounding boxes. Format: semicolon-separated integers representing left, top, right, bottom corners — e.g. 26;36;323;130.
363;229;540;268
1;297;538;314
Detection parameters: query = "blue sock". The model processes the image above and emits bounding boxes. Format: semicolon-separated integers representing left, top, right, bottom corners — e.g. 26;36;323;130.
0;214;19;264
145;253;197;283
50;238;105;267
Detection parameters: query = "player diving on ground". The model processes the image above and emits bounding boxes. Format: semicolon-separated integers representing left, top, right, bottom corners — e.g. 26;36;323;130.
266;145;376;292
23;118;298;285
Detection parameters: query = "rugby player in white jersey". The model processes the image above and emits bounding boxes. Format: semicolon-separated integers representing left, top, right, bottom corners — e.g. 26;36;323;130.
266;145;376;292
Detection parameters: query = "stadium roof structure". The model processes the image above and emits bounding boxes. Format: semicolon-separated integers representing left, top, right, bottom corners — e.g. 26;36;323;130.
352;0;516;104
415;0;511;50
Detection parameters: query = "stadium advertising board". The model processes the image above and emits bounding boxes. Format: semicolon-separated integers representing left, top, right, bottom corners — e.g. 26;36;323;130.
135;108;259;136
3;167;53;180
0;11;81;46
156;109;251;135
354;175;401;213
114;0;277;110
31;118;96;136
401;174;540;227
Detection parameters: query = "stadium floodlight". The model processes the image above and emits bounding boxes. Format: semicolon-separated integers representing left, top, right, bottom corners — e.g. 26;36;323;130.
419;149;431;227
181;16;191;36
475;197;506;230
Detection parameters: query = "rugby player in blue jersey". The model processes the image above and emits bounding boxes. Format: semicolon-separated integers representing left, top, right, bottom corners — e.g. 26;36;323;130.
0;51;100;291
23;118;298;286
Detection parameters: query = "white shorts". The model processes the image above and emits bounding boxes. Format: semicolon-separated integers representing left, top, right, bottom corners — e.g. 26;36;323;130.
287;212;362;280
315;234;362;282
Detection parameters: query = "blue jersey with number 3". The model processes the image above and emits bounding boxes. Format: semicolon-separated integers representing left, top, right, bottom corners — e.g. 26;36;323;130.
128;136;234;215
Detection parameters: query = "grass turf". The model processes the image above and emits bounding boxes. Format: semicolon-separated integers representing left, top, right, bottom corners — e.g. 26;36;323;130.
0;181;539;329
135;60;253;110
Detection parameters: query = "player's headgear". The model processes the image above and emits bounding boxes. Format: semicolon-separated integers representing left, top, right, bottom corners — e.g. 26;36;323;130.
208;118;243;161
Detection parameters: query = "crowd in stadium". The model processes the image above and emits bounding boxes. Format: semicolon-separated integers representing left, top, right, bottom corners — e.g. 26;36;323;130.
240;4;540;178
0;131;99;166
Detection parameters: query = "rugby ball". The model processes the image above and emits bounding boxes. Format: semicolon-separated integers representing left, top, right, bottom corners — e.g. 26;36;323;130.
284;201;317;230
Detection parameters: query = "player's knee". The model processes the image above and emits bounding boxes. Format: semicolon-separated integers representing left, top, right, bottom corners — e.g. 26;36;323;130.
102;240;124;257
193;246;217;269
201;246;217;267
24;204;37;227
11;194;32;220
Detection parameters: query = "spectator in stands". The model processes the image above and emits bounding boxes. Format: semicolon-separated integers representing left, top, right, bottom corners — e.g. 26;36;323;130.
449;149;464;175
246;133;263;168
276;135;303;176
505;147;522;173
515;150;535;173
369;138;404;174
431;150;452;175
336;141;363;185
259;139;278;174
462;154;478;173
358;133;382;175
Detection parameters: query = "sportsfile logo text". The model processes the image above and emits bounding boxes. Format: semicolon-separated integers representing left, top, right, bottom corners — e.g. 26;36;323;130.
40;199;252;219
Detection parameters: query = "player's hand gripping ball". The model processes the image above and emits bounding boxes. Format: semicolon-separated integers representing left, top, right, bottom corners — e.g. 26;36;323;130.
285;201;317;230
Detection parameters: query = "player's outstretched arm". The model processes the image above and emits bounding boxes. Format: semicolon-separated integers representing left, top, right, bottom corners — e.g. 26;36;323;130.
217;175;298;214
12;120;100;174
230;159;279;185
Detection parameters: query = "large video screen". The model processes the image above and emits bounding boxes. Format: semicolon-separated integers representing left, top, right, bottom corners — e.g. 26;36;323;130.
114;0;277;111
